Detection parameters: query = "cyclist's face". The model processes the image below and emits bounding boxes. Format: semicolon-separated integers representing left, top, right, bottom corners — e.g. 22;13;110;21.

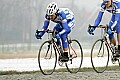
49;14;56;20
104;0;111;7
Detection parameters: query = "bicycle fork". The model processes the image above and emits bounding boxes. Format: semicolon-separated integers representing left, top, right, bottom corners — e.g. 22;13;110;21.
97;40;105;57
45;42;52;59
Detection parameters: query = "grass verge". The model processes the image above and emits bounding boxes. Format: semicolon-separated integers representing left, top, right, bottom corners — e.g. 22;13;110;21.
0;65;120;75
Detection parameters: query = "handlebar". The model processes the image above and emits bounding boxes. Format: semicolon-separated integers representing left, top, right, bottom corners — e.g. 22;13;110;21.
36;29;58;39
36;29;54;34
89;24;108;29
88;24;115;35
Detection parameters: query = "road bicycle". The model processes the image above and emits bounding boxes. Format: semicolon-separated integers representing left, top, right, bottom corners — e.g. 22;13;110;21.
89;25;120;73
37;29;83;75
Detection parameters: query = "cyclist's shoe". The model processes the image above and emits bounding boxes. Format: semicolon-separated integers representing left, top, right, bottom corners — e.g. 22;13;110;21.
113;49;120;58
60;52;69;62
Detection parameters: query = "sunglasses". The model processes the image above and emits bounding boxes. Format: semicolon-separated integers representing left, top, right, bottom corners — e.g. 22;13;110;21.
104;1;109;3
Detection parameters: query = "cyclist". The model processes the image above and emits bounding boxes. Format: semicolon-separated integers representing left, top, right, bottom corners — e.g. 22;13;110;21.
88;0;120;57
35;2;75;62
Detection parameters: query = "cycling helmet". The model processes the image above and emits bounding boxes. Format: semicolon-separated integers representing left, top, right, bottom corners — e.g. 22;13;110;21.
46;2;58;15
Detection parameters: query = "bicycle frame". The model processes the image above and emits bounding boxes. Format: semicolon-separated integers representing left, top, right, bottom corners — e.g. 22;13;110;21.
68;39;77;59
100;27;115;54
43;30;78;63
49;34;77;59
90;25;115;54
38;29;64;57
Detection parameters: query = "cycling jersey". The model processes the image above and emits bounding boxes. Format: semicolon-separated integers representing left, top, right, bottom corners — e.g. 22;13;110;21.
40;8;75;48
94;0;120;34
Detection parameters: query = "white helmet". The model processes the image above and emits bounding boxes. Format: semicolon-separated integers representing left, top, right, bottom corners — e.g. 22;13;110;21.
46;2;58;15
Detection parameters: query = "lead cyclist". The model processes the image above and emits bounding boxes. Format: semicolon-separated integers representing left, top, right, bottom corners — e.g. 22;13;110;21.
35;2;75;62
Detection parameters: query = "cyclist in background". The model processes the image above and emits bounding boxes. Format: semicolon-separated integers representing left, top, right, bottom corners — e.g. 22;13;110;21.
88;0;120;57
35;2;75;62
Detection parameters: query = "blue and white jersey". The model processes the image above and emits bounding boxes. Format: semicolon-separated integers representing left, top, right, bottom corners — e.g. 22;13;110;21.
46;8;74;24
40;8;74;32
94;0;120;29
100;1;120;14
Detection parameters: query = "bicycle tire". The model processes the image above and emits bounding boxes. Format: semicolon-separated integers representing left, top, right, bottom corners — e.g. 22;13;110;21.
66;39;83;73
38;41;57;75
91;39;109;73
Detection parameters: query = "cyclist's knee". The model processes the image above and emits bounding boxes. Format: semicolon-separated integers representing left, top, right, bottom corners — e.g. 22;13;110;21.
116;25;120;34
109;34;114;40
62;39;68;49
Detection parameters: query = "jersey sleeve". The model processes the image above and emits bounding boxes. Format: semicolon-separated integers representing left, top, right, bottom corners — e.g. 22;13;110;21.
94;3;105;26
111;2;120;29
39;15;50;36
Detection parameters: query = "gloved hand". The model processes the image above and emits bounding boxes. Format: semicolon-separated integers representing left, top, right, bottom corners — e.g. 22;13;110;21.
56;33;60;39
35;30;42;39
107;28;112;35
35;33;42;39
88;27;95;35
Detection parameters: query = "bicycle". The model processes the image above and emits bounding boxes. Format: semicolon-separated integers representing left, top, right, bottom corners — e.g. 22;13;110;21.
37;29;83;75
88;24;120;73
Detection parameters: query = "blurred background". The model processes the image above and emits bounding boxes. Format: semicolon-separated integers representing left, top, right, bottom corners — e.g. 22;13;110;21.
0;0;111;54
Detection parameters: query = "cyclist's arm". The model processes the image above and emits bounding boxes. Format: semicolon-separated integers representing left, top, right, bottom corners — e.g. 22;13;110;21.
39;15;50;36
94;3;105;27
94;11;104;26
110;14;120;29
111;2;120;29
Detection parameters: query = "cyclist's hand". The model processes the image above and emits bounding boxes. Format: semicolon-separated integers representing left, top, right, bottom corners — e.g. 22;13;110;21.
107;27;112;35
35;30;42;39
88;27;95;35
56;33;60;39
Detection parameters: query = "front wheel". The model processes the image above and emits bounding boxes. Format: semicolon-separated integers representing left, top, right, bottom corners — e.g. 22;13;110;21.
38;41;57;75
66;39;83;73
91;39;109;73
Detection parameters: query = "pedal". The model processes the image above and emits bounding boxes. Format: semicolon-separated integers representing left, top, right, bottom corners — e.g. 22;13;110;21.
58;56;65;66
111;57;117;64
58;61;64;66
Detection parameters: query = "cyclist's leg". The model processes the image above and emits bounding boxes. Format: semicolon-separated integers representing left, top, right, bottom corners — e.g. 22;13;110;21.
53;24;62;46
61;33;69;51
111;23;120;57
60;34;69;61
116;23;120;54
60;30;71;62
108;15;116;46
60;18;75;50
109;35;116;46
59;19;75;62
117;34;120;49
116;23;120;50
